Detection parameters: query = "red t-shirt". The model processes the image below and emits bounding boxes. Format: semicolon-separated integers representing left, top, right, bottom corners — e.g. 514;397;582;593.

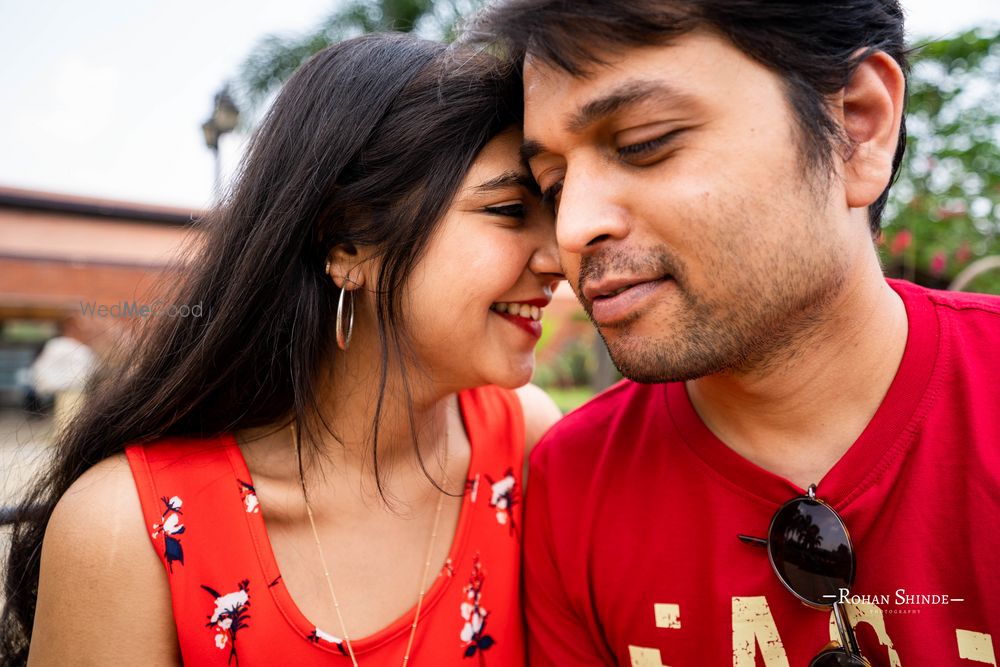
524;279;1000;666
126;385;526;666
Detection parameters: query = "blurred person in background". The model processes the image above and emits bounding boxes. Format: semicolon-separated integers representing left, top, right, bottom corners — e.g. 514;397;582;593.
28;315;96;432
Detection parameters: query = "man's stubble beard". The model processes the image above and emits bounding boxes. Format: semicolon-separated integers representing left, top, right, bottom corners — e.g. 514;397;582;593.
582;197;850;385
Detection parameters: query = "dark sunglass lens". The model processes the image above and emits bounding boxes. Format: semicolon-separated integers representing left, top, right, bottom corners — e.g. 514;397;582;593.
810;650;870;667
769;498;854;605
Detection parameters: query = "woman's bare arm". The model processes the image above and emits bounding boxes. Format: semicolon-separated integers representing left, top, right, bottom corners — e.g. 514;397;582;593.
28;453;181;666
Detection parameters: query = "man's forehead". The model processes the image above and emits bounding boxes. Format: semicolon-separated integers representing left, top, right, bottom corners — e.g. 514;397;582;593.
523;33;740;129
523;43;666;108
522;53;603;120
523;31;721;92
522;52;568;97
522;42;623;84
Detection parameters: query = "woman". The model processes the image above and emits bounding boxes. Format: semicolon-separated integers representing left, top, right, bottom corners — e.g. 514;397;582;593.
2;33;562;665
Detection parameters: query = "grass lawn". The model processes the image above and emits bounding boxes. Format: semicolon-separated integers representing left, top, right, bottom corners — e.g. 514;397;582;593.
544;386;596;414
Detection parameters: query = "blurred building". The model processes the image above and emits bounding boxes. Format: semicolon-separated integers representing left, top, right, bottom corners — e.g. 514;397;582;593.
0;186;201;408
0;185;607;417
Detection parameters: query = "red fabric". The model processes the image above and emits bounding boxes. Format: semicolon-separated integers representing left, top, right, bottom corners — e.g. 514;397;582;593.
524;279;1000;666
125;384;525;666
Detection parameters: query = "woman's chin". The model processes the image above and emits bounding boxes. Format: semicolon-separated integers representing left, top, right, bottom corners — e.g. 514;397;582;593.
488;363;535;390
454;352;536;390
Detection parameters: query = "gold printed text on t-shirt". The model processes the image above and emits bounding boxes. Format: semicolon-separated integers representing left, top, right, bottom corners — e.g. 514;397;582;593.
625;597;997;666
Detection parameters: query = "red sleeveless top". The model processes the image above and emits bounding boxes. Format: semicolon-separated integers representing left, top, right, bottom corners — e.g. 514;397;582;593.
124;385;526;666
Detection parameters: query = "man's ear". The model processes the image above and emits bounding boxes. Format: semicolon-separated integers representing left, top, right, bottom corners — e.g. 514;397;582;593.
837;50;906;209
325;243;374;290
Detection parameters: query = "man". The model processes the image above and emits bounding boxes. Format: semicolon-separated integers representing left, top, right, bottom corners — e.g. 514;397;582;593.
472;2;1000;665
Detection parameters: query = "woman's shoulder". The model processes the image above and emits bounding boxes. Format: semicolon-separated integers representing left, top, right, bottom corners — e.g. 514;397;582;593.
33;453;181;664
47;452;148;549
124;432;233;470
460;383;561;459
513;383;562;451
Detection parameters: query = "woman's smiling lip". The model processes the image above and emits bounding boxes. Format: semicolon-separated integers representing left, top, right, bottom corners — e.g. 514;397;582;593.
586;276;673;325
496;297;551;308
490;295;550;340
493;310;543;339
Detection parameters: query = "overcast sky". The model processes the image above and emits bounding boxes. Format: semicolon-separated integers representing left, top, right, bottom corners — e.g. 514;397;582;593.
0;0;997;209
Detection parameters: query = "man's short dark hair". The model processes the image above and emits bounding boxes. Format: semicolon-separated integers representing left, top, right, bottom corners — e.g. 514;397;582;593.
469;0;910;235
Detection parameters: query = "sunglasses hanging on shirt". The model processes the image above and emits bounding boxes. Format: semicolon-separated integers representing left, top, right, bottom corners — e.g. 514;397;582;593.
738;484;872;667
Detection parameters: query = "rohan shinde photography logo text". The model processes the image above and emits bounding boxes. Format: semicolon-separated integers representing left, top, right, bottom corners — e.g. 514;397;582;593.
79;299;204;318
831;588;965;606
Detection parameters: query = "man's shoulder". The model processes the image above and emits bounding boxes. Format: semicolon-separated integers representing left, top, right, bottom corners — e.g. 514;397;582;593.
893;277;1000;320
925;286;1000;319
531;379;666;472
892;279;1000;389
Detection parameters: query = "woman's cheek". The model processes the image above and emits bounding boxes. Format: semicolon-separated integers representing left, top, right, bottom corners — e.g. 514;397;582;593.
461;237;504;274
473;236;528;283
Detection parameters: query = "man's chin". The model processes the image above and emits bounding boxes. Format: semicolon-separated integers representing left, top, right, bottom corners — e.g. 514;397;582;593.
604;334;728;385
611;359;699;385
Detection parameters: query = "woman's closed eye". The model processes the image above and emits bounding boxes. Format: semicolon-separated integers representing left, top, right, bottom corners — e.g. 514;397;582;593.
482;201;526;218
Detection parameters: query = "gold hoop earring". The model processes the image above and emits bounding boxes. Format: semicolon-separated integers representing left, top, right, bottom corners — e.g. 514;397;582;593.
324;259;332;276
336;286;354;351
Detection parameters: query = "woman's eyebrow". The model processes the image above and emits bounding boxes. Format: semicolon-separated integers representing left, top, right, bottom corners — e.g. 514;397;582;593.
472;170;540;196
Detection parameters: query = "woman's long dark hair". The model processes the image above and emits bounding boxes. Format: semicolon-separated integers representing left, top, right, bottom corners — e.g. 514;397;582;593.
1;32;521;662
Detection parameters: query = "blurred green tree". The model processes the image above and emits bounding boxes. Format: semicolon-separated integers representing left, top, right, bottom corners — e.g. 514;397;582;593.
881;27;1000;293
236;0;482;112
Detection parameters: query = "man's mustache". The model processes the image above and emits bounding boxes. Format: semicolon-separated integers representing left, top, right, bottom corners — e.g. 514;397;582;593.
575;247;683;304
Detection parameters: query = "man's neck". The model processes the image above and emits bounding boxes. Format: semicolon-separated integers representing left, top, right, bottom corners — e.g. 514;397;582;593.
685;267;909;491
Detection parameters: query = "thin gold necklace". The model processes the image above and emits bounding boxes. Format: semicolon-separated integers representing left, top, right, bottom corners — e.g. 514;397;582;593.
290;418;447;666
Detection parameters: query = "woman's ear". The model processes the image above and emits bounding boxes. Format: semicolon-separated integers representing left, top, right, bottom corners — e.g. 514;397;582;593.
837;50;906;209
325;243;372;290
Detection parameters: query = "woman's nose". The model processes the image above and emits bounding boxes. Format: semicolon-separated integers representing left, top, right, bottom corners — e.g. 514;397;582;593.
530;220;566;281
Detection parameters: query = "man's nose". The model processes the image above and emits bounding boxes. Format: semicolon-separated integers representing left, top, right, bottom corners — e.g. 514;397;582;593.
555;165;630;256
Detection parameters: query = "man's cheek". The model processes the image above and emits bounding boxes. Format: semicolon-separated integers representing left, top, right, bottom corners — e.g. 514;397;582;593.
559;256;582;290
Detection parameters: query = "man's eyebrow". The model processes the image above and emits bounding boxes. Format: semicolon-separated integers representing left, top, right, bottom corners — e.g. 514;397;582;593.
520;139;546;164
471;170;540;196
567;79;694;134
520;80;694;163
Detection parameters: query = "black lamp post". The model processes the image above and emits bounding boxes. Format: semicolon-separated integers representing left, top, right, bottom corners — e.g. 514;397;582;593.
202;86;240;197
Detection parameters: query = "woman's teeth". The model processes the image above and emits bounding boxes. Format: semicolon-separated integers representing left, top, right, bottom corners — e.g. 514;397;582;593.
491;302;542;321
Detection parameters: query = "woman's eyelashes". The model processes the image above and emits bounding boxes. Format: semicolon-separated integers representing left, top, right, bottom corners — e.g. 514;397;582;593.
483;202;526;219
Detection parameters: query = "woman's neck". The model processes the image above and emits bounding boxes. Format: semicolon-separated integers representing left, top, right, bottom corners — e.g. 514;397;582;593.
310;333;458;476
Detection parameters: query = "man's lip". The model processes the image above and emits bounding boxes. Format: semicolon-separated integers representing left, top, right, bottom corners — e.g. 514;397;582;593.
582;276;668;301
589;277;673;325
